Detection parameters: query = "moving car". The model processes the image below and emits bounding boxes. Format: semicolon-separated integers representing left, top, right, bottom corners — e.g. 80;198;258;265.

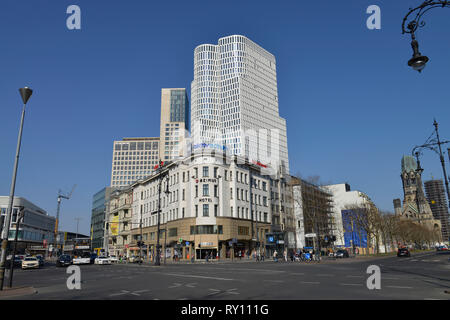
35;255;45;267
436;245;448;252
397;247;411;257
22;257;40;269
335;249;349;258
73;253;91;265
108;255;119;263
56;254;72;267
94;256;111;265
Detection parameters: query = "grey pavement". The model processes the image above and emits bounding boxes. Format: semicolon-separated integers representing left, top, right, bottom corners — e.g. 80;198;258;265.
1;250;449;300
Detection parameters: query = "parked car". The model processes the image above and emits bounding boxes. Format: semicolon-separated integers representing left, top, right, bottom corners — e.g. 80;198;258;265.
108;255;119;263
436;245;448;252
335;249;349;258
94;256;111;265
397;247;411;257
22;257;40;269
6;255;24;268
56;254;72;267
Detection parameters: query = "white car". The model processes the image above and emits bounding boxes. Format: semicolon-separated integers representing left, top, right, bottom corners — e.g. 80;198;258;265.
72;257;91;265
108;255;119;263
22;257;39;269
94;256;111;265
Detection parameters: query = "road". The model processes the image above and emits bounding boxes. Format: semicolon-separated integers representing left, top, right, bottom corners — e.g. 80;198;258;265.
2;251;449;300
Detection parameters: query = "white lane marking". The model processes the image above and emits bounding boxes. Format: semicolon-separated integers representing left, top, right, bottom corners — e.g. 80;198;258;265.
411;259;418;261
340;283;363;286
207;288;239;296
130;290;149;296
163;273;233;281
168;283;182;288
301;281;320;284
186;283;197;288
109;290;130;297
386;285;413;289
207;289;221;296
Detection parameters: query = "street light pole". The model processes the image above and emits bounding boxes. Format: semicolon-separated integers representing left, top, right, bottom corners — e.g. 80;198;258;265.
433;120;450;209
0;87;32;291
8;207;24;289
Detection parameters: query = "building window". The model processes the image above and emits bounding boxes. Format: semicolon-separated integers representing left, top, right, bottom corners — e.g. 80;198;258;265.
195;205;198;217
214;204;218;217
203;166;209;177
214;185;218;197
214;167;218;178
203;184;209;196
238;226;249;235
203;204;209;217
168;228;177;237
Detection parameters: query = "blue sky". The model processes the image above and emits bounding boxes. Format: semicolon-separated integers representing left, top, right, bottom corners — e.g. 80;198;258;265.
1;0;449;235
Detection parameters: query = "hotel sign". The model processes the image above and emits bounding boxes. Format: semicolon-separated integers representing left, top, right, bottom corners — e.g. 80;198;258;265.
195;178;217;183
199;198;212;203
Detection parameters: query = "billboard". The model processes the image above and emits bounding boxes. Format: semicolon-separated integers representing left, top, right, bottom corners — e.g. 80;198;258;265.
111;215;119;236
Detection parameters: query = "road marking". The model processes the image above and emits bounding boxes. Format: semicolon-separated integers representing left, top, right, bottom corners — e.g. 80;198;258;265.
207;288;239;296
346;275;364;278
300;281;320;284
169;282;197;288
386;285;413;289
130;290;149;296
109;290;130;297
340;283;363;286
163;273;233;281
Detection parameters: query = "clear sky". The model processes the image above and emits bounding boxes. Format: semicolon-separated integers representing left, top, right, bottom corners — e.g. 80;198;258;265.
1;0;449;235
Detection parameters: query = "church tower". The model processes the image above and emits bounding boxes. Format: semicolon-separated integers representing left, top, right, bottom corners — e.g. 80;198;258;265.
398;156;442;238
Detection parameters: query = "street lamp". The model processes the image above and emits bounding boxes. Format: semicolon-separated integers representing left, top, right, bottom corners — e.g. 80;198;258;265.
412;119;450;209
402;1;450;72
0;87;33;291
155;160;169;266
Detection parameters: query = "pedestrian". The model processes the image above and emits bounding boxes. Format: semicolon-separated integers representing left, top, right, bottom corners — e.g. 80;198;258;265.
261;252;265;261
283;250;287;262
273;250;278;262
239;250;242;260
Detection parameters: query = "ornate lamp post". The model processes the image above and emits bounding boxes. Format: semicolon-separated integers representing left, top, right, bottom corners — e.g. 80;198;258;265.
402;1;450;72
412;120;450;210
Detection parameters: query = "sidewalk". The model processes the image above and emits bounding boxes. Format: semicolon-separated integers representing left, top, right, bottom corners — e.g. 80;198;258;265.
0;286;36;299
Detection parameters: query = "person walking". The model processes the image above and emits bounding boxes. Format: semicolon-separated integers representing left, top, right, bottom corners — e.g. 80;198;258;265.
273;250;278;262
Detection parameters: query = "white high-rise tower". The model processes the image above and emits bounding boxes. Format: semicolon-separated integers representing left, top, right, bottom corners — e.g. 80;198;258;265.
191;35;289;174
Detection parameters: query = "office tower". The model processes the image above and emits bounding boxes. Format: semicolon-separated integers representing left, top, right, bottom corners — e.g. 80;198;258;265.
160;88;190;161
110;137;160;187
424;179;450;242
191;35;289;174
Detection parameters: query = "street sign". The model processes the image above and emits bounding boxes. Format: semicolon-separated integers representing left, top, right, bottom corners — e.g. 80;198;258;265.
305;233;317;238
179;238;183;243
277;240;285;244
185;241;190;246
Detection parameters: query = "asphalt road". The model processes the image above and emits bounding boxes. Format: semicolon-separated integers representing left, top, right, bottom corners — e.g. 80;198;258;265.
2;251;449;300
